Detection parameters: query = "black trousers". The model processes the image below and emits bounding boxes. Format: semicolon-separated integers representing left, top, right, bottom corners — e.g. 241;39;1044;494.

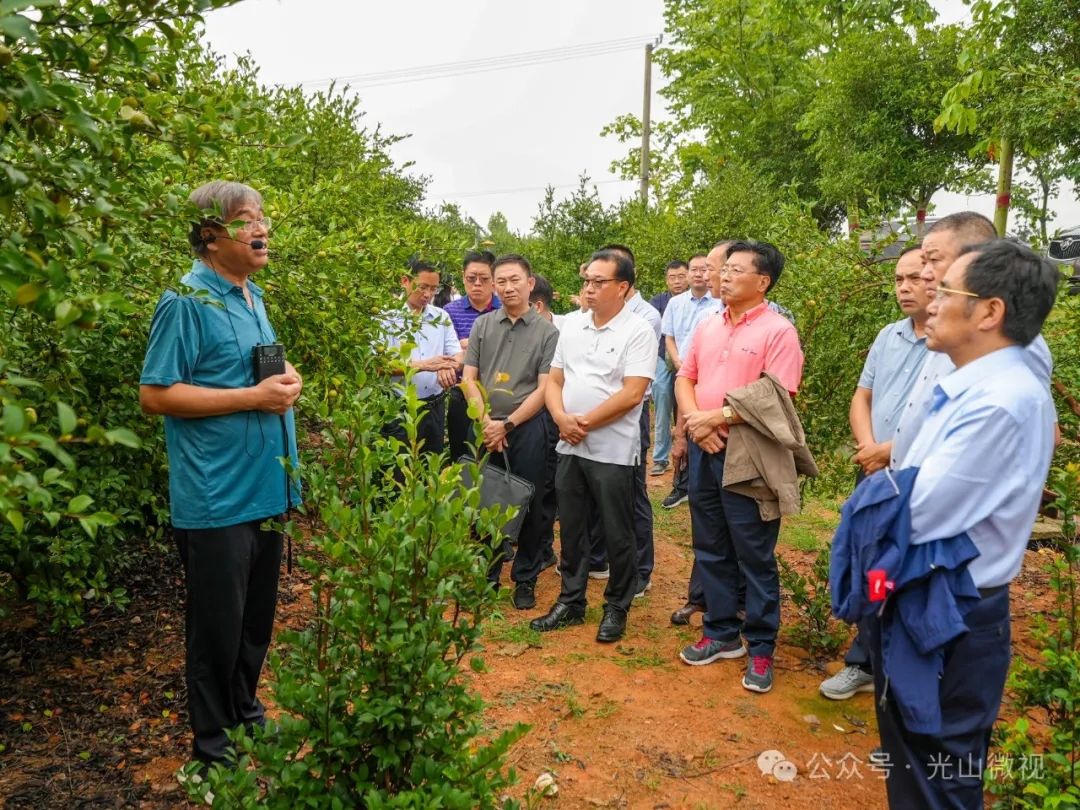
486;414;551;585
447;386;476;462
689;444;780;657
538;410;559;560
382;392;447;457
588;405;655;582
868;587;1011;810
175;519;283;765
556;454;637;612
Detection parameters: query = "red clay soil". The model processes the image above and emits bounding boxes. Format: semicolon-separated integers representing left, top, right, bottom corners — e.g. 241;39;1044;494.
0;469;1057;809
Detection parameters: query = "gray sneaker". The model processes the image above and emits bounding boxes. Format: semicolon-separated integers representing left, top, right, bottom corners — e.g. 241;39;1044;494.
679;637;746;666
819;665;874;700
649;461;669;476
742;656;774;693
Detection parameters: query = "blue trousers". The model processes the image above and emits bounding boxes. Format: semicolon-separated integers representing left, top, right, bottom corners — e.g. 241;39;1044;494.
652;358;675;464
688;443;780;657
869;586;1011;810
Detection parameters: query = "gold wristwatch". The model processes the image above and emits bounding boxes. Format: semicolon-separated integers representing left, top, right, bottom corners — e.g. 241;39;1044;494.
722;405;735;424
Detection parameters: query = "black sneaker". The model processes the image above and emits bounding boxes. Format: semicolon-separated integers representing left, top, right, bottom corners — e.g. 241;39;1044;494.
502;541;516;563
662;489;689;509
588;565;610;580
513;580;536;610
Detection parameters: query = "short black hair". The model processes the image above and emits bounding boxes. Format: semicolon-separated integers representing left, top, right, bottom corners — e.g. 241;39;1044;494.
530;274;554;310
405;256;441;277
462;250;496;270
589;249;635;288
600;243;635;267
928;212;997;248
899;243;923;258
689;253;709;263
958;241;1061;346
666;260;688;272
724;240;785;292
492;253;532;276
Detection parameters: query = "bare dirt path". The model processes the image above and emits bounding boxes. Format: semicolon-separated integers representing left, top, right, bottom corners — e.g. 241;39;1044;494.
0;467;1054;808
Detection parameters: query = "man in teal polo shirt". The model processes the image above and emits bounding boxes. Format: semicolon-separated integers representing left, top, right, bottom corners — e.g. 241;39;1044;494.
140;180;301;768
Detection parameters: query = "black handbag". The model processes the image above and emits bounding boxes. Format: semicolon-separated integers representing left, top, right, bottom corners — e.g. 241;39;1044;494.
456;454;535;545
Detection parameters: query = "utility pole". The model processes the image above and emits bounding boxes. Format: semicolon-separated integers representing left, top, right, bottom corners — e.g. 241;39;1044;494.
639;39;656;205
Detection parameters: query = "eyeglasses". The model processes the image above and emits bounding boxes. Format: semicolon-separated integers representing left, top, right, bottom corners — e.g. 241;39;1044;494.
581;278;621;290
464;274;492;285
415;284;442;295
934;284;980;301
233;217;272;233
719;266;759;277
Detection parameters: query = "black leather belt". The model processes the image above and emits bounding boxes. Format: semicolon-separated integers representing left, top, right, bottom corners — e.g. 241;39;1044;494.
421;391;446;404
978;584;1007;599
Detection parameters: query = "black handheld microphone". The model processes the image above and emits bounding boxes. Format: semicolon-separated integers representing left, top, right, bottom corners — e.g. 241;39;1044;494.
248;239;266;250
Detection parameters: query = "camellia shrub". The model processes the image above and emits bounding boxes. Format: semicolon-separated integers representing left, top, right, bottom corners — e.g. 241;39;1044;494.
183;373;528;808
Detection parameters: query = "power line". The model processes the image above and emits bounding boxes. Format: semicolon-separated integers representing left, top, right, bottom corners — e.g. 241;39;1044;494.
299;35;657;89
430;178;634;200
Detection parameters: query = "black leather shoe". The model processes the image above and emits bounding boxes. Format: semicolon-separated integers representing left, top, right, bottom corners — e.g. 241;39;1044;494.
530;603;585;632
596;604;627;643
670;602;705;626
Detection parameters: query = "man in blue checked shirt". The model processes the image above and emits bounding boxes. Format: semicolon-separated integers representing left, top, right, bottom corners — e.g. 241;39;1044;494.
873;239;1059;810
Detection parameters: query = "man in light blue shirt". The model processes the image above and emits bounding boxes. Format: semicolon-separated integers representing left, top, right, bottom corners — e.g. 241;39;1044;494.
380;260;463;456
873;240;1059;810
661;252;713;510
819;245;930;701
889;213;1057;469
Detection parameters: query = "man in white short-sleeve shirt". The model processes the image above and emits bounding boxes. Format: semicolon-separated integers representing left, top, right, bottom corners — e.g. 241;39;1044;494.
531;249;657;644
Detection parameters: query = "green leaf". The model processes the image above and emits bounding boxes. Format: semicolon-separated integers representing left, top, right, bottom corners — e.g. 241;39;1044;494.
68;494;93;514
104;428;141;449
0;11;34;41
13;283;44;306
3;404;26;436
0;0;58;12
57;402;76;436
5;510;24;534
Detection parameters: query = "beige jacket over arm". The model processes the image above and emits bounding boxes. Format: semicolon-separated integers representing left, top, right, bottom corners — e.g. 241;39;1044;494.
722;371;819;521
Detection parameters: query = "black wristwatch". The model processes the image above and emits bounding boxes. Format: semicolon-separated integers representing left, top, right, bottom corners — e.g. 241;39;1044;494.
503;419;516;434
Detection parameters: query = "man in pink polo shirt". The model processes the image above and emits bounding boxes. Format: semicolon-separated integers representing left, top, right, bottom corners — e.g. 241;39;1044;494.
673;239;804;693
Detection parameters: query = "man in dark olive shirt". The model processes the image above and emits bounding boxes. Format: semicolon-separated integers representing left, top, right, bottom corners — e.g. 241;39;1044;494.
463;254;559;610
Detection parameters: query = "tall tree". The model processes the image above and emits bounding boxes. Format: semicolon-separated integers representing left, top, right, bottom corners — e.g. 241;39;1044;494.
936;0;1080;234
800;24;987;236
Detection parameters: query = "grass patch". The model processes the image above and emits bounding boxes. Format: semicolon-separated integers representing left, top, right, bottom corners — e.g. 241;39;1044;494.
613;644;670;671
486;611;543;648
782;525;824;552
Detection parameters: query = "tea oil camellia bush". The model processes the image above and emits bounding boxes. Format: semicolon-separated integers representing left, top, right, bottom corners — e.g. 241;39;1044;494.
988;465;1080;808
183;373;528;809
0;0;476;625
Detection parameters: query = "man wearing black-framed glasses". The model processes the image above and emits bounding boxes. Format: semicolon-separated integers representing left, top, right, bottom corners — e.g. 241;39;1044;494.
531;249;658;643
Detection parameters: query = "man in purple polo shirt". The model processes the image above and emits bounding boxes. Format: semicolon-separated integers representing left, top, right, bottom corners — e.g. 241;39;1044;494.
444;250;501;460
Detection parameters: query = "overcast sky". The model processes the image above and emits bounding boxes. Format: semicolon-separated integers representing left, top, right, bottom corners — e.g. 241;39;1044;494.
203;0;1079;237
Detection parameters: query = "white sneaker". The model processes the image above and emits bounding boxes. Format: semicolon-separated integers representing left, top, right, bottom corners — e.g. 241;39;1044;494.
819;665;874;700
634;579;652;599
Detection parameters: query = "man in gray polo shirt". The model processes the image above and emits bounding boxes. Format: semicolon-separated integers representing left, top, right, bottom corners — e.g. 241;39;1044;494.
819;244;931;701
531;249;657;643
463;254;559;610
